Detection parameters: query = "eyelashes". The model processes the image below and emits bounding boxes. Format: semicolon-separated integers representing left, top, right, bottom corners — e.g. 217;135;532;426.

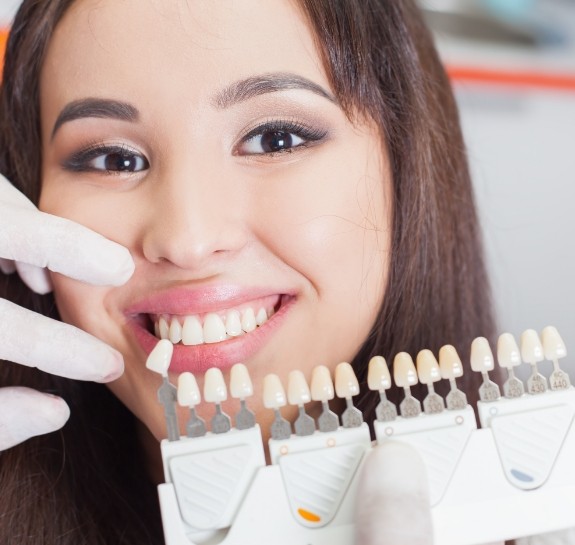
59;118;329;175
61;143;149;174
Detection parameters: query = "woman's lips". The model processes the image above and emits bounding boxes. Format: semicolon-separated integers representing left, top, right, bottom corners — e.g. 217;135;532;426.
126;290;294;374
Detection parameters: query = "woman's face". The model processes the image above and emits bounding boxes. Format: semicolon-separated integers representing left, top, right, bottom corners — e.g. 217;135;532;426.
39;0;391;445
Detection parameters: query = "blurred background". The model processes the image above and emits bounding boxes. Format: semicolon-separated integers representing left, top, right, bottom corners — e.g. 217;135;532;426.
0;0;574;376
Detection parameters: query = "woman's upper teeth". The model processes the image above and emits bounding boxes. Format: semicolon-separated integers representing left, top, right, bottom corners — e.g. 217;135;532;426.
154;306;273;345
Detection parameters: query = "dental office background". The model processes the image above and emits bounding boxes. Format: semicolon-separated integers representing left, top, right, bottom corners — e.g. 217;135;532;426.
1;0;574;378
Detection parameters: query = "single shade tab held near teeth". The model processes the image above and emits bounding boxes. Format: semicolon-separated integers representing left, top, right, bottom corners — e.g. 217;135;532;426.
146;339;180;441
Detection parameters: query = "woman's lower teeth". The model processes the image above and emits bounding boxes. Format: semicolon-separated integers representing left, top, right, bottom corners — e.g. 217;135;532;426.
154;307;272;346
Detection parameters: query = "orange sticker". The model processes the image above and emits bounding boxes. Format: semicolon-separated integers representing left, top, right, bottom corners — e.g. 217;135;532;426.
297;508;321;523
0;28;9;75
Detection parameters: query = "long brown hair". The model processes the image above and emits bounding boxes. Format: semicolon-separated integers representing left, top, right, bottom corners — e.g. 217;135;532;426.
0;1;494;543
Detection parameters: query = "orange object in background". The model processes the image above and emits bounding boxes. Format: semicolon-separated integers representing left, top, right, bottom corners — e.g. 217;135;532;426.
0;28;8;74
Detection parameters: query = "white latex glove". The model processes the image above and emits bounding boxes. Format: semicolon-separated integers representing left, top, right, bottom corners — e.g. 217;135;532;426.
0;174;135;451
355;441;434;545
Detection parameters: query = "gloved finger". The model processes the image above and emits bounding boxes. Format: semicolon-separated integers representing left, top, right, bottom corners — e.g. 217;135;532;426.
0;298;124;382
0;257;16;275
0;175;134;287
355;441;433;545
0;386;70;451
15;261;53;294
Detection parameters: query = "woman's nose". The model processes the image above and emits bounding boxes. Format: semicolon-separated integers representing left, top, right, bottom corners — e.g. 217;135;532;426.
141;167;249;272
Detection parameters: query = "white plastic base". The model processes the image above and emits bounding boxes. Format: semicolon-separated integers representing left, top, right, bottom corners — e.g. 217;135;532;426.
158;389;575;545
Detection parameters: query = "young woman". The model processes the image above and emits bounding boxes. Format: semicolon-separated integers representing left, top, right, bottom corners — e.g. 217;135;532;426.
0;0;495;543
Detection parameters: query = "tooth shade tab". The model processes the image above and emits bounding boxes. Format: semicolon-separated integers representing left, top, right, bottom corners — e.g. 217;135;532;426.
416;350;441;384
520;329;544;364
393;352;418;388
146;339;174;375
311;365;335;402
497;333;522;369
177;372;201;407
230;363;253;399
541;326;567;360
335;362;360;398
263;374;287;409
368;356;391;391
439;345;464;379
203;368;228;403
470;337;495;372
288;370;312;405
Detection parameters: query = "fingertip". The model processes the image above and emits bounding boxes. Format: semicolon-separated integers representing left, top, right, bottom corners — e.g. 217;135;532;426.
15;261;53;294
95;348;125;383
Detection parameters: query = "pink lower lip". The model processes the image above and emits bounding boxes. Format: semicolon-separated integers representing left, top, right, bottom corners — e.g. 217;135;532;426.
129;297;293;374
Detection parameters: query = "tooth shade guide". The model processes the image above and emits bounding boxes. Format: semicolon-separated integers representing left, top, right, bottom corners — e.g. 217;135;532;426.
470;337;501;402
287;371;315;436
367;356;397;421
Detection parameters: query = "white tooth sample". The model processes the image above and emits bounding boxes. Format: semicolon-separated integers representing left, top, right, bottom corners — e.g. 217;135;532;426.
168;318;182;344
520;329;544;364
182;315;204;346
541;326;567;360
393;353;418;387
177;372;201;407
335;362;360;398
439;345;464;379
368;356;391;391
416;350;441;384
263;374;287;409
203;313;227;343
310;365;335;402
497;333;522;368
158;316;169;340
203;367;228;403
145;339;174;375
241;307;257;333
230;363;253;399
256;307;268;326
225;310;242;337
288;370;312;405
470;337;495;372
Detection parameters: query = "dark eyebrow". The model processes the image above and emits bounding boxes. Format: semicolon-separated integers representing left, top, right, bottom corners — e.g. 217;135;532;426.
51;98;139;139
213;72;336;109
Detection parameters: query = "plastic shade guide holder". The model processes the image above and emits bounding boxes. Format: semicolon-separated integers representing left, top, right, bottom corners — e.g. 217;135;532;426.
147;327;575;545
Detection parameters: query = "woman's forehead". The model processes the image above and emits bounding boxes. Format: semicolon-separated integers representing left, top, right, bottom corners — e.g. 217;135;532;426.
40;0;329;111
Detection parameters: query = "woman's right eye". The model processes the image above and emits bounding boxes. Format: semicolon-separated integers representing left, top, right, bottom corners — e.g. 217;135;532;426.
62;144;150;174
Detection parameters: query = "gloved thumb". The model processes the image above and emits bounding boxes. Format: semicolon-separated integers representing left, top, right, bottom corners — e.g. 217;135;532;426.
354;441;433;545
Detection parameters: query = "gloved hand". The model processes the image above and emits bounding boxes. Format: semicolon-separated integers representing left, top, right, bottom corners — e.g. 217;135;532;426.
354;441;433;545
0;174;135;451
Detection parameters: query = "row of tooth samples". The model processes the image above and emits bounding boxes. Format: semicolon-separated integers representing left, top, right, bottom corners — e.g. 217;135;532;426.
264;362;364;440
153;307;274;345
383;326;570;420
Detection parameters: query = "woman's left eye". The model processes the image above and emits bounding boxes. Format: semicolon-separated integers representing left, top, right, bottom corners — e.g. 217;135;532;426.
62;145;150;174
236;121;327;156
